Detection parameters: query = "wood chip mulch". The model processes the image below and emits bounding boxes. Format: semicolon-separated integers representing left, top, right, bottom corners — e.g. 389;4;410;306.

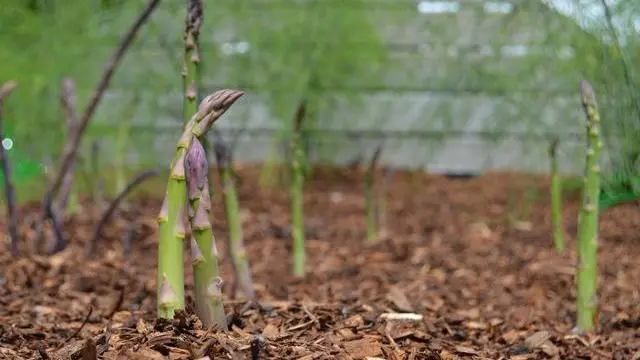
1;166;639;359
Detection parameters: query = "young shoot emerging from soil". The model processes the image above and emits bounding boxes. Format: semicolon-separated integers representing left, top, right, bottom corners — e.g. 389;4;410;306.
156;89;244;321
365;144;383;243
185;137;226;329
548;137;565;253
213;132;256;299
575;79;603;333
290;101;307;278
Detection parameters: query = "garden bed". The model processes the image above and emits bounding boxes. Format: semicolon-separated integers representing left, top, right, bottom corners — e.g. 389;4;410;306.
1;166;639;359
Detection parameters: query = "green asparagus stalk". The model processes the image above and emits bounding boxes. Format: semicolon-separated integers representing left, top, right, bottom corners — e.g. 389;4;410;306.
156;89;244;319
185;137;227;329
183;0;214;197
575;79;603;333
213;138;255;299
549;137;565;253
183;0;202;126
365;146;383;243
290;101;307;278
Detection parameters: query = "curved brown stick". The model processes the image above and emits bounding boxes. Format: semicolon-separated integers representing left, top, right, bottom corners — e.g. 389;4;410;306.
85;169;160;258
36;0;161;253
0;81;19;256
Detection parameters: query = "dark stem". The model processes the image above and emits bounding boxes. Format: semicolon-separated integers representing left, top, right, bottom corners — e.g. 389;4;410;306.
548;136;559;158
0;81;19;256
36;0;161;253
58;307;93;347
47;199;67;254
86;169;160;258
369;143;383;170
212;129;231;169
122;223;137;271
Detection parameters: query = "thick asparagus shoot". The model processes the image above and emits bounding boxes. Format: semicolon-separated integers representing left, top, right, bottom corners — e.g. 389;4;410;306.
185;138;226;329
156;154;187;319
156;89;244;319
575;80;603;333
549;137;565;253
213;137;255;299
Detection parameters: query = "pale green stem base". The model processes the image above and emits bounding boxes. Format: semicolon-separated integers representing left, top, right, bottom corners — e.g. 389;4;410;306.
156;159;187;319
192;230;227;329
291;136;305;278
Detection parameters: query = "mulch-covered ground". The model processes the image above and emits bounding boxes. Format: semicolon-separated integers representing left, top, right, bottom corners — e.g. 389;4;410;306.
1;165;639;360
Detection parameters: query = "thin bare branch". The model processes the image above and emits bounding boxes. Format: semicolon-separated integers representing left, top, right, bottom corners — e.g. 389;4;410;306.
47;199;67;254
369;142;384;170
36;0;161;253
86;169;160;258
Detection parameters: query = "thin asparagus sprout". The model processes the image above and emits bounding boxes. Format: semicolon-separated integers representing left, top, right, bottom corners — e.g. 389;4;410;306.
549;137;565;253
365;144;383;243
290;100;307;277
212;134;255;299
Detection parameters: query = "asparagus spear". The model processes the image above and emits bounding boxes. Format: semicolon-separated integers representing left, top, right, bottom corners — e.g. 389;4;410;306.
185;137;226;329
575;80;603;333
183;0;202;126
365;145;383;243
156;89;244;319
290;101;307;278
213;135;255;299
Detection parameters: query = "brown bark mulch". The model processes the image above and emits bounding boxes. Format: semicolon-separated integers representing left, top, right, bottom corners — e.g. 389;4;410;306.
1;166;639;359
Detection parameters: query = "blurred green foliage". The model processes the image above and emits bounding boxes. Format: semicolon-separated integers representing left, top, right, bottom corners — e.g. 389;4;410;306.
0;0;638;205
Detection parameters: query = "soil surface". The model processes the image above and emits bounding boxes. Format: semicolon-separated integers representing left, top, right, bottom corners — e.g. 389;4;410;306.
1;166;639;360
